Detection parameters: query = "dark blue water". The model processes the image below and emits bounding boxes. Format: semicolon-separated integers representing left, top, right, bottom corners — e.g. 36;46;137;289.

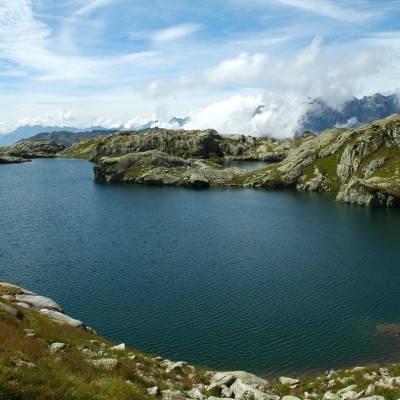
1;159;400;377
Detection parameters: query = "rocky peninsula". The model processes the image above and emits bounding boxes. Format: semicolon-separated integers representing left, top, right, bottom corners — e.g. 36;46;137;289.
2;115;399;207
0;140;65;162
1;279;399;399
64;115;400;207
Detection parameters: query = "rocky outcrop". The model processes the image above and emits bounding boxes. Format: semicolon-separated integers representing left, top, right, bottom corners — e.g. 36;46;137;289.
0;281;88;330
245;114;400;207
63;128;291;162
0;154;30;164
1;140;65;159
93;150;245;188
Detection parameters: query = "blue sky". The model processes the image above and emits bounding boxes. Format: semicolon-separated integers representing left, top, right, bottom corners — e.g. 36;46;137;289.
0;0;399;136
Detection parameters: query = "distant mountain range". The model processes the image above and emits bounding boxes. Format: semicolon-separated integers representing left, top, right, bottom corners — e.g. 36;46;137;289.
1;94;398;146
0;117;191;147
0;125;122;147
23;129;120;147
296;93;400;134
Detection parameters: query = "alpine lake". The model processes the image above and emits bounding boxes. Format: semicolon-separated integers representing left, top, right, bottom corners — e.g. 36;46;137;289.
1;158;400;378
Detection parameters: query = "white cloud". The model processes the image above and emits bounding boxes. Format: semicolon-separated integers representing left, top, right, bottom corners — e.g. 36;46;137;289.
335;117;359;129
75;0;114;16
205;53;268;85
271;0;374;23
184;95;262;134
0;0;159;81
123;116;156;130
152;24;200;43
14;108;123;130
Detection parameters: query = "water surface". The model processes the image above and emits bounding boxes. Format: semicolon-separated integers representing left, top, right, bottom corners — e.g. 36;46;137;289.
1;159;400;377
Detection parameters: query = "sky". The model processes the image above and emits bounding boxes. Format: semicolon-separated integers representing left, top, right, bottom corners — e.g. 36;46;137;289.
0;0;399;137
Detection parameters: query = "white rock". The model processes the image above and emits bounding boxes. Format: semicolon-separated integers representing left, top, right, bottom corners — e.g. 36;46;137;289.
339;391;357;400
161;389;186;400
187;388;205;400
86;358;118;370
358;397;385;400
379;368;390;377
110;343;125;351
227;370;269;390
165;361;187;373
0;302;20;318
364;384;374;396
39;309;85;328
220;385;233;398
279;377;300;386
0;283;34;294
208;372;235;390
282;396;301;400
337;385;358;395
49;342;67;353
230;379;270;400
14;302;31;309
323;392;340;400
147;386;159;396
15;294;63;312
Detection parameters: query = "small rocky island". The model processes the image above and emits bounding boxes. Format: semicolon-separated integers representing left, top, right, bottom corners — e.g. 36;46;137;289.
1;279;399;399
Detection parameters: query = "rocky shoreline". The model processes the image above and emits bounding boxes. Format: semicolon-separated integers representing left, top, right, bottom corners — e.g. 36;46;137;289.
0;141;65;163
83;115;400;207
1;279;400;399
1;114;400;207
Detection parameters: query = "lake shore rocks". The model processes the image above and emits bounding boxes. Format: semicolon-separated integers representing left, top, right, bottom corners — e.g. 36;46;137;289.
0;154;30;164
2;278;400;399
0;280;87;330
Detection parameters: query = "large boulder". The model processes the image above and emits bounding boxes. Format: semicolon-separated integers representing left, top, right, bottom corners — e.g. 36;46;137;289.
39;309;86;329
227;371;270;390
15;294;63;312
230;379;270;400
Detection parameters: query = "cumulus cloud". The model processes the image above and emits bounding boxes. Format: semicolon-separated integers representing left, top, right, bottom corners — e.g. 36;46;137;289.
177;36;389;138
335;117;360;129
184;95;263;134
15;109;122;130
123;116;157;130
205;53;268;85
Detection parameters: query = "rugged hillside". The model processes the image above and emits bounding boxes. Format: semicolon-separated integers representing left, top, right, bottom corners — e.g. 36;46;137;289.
62;128;292;162
246;114;400;207
2;279;400;400
0;125;117;147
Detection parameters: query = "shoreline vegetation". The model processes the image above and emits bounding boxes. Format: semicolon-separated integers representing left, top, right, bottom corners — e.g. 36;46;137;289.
1;114;399;208
2;279;400;400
